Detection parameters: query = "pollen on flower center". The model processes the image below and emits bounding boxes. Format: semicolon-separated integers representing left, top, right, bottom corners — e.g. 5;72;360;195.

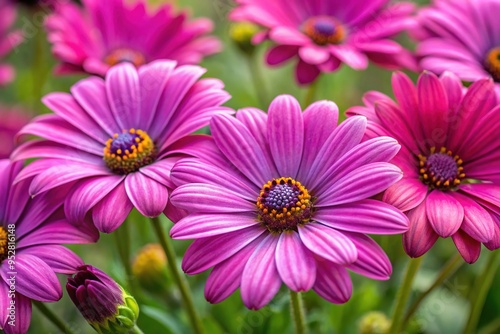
485;47;500;82
0;226;8;262
105;48;146;67
257;177;313;233
418;147;465;190
103;129;156;175
302;16;345;45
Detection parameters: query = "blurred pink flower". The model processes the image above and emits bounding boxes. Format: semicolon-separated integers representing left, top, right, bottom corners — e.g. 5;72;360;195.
0;3;22;85
12;60;231;233
0;106;31;159
170;95;408;309
45;0;221;76
413;0;500;98
0;159;98;334
347;71;500;263
230;0;417;84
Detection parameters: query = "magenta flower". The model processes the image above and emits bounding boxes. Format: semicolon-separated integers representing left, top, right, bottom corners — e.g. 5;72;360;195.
230;0;417;85
0;159;98;334
413;0;500;98
67;265;139;333
169;95;408;309
0;106;30;159
45;0;221;76
0;3;22;85
12;60;231;233
347;71;500;263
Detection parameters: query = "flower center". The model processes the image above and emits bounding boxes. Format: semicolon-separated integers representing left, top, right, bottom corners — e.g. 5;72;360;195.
485;47;500;82
105;48;146;67
257;177;313;233
103;129;156;175
418;147;465;190
0;227;8;263
302;16;345;45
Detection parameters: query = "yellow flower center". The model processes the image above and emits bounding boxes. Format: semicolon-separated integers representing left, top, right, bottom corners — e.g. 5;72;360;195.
0;227;8;262
103;129;156;175
418;147;465;190
257;177;313;233
302;16;345;45
105;48;146;67
485;47;500;82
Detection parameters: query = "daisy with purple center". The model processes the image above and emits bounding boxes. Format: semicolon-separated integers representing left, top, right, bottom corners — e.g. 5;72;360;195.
0;159;98;334
0;3;23;85
413;0;500;98
347;71;500;263
45;0;221;76
169;95;409;310
12;60;231;233
230;0;417;84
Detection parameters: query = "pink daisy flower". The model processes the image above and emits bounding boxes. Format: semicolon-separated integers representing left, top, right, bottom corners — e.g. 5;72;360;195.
413;0;500;98
230;0;417;85
0;159;98;334
169;95;409;309
0;3;23;85
45;0;221;76
0;106;30;159
347;71;500;263
12;60;231;233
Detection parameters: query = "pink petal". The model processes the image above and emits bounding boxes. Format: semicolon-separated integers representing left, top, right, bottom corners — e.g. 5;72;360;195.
451;192;495;243
426;191;464;237
2;292;31;334
403;202;439;258
313;260;352;304
299;45;330;65
241;234;281;310
124;173;168;217
451;229;481;264
20;245;83;275
383;178;428;212
298;223;357;265
92;182;133;233
345;232;392;280
275;232;316;292
266;45;298;65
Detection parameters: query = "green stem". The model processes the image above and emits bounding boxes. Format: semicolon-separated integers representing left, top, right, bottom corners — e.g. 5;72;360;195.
403;253;463;326
245;53;268;108
289;290;306;334
114;221;133;288
389;256;424;334
151;217;204;334
478;318;500;334
129;324;145;334
303;78;319;107
33;301;77;334
463;251;500;334
32;26;46;111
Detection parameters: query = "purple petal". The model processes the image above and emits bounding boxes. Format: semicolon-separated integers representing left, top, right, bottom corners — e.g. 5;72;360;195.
105;63;140;130
276;232;316;292
2;292;31;334
296;59;321;85
17;220;99;248
296;100;339;182
316;162;402;207
451;192;495;243
20;245;83;275
403;202;438;258
124;173;168;217
345;232;392;280
211;114;275;187
452;229;481;264
383;178;428;212
267;95;304;178
64;175;124;224
1;254;61;302
92;182;133;233
241;234;281;310
205;236;263;304
171;213;259;239
426;190;464;237
314;199;408;235
181;225;266;274
138;158;177;189
298;223;357;265
266;45;298;65
313;260;352;304
170;183;254;213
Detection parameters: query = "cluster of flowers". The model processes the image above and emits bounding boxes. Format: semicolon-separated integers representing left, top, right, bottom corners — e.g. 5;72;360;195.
0;0;499;333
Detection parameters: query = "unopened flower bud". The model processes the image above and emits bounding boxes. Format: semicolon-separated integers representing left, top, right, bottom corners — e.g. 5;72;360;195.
358;311;391;334
132;243;168;292
67;265;140;334
229;22;261;55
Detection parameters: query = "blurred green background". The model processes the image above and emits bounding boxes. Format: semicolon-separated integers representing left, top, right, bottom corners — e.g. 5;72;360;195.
1;0;499;333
